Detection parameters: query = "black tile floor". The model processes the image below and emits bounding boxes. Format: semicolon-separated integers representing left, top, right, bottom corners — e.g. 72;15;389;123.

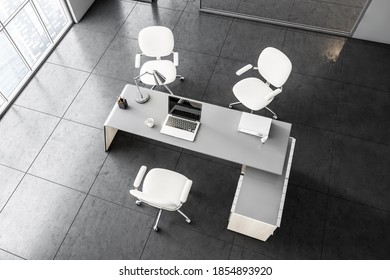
0;0;389;260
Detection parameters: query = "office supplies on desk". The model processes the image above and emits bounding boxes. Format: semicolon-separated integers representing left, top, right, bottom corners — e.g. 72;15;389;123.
117;97;128;109
238;112;272;143
144;117;154;128
160;96;202;142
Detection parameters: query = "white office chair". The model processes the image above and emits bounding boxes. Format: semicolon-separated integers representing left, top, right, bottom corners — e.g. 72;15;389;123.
134;26;184;96
229;47;292;119
129;165;192;232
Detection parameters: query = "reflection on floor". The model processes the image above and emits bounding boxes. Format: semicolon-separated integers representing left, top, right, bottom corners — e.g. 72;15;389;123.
201;0;368;32
0;0;389;260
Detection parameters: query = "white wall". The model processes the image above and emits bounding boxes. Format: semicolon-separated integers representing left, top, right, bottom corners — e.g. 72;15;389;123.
352;0;390;44
66;0;95;23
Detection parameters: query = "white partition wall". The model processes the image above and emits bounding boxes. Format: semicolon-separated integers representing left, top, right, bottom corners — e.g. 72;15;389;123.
66;0;95;23
352;0;390;44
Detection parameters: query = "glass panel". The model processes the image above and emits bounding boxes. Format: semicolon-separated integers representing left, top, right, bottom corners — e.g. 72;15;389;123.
201;0;370;35
0;0;24;22
6;2;51;66
0;31;29;98
0;92;6;106
33;0;68;40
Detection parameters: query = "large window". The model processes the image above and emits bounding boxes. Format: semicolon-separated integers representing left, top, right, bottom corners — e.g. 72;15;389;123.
0;0;71;116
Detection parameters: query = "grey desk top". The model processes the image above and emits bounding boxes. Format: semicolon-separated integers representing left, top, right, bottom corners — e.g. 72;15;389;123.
104;84;291;175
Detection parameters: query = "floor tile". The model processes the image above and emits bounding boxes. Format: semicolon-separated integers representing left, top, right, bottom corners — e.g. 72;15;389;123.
330;134;390;211
153;0;189;11
173;12;232;56
229;245;272;260
234;185;327;259
342;39;390;92
237;0;295;21
15;63;89;117
0;249;24;260
118;4;181;39
0;106;59;171
282;30;346;81
141;220;232;259
322;196;390;259
201;0;241;12
76;0;135;35
272;72;341;131
0;175;85;259
55;195;153;260
169;49;218;100
203;57;252;107
64;74;127;128
29;120;107;193
289;124;333;193
336;84;390;145
93;36;140;82
290;0;360;32
220;19;286;63
169;153;240;243
185;0;200;13
48;26;114;72
90;134;180;212
0;165;24;211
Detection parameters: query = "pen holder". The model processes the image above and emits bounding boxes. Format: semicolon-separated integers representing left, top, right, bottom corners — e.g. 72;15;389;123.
117;97;128;109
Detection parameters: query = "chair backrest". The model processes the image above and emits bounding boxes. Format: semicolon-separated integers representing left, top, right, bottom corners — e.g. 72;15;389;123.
257;47;292;88
138;26;174;58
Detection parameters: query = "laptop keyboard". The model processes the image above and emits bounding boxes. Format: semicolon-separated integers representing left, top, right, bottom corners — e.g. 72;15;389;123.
166;116;197;132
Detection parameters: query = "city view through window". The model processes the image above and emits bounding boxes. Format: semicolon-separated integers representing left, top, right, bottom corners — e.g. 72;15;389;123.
0;0;71;115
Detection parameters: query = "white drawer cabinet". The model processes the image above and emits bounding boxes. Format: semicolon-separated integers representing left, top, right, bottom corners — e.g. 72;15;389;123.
228;137;296;241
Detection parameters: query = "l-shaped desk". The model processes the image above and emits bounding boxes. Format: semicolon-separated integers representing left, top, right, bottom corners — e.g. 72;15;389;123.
104;85;295;241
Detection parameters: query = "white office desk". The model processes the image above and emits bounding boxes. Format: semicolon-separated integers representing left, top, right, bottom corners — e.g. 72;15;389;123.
104;84;295;241
104;84;291;175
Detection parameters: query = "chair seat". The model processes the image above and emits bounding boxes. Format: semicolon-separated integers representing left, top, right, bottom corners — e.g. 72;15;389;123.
141;168;188;210
140;60;177;85
232;77;273;111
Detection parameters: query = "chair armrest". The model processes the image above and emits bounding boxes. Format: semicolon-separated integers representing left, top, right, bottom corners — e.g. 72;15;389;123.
180;180;192;203
236;64;253;76
173;52;179;67
135;54;141;68
265;88;282;101
133;165;147;189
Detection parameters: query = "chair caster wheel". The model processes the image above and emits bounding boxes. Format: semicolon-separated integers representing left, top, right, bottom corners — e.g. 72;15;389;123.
153;227;159;232
186;219;191;224
135;200;141;206
228;105;233;109
180;77;185;81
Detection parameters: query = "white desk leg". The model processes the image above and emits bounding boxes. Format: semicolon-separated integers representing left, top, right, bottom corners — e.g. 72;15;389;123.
104;125;118;151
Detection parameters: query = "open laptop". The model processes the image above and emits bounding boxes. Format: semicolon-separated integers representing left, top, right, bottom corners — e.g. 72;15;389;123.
160;96;202;141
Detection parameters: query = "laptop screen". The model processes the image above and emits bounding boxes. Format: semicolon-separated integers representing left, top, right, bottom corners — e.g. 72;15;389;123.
168;96;202;121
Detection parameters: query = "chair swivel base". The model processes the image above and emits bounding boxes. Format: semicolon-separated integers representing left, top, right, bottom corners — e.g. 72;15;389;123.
135;201;191;232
